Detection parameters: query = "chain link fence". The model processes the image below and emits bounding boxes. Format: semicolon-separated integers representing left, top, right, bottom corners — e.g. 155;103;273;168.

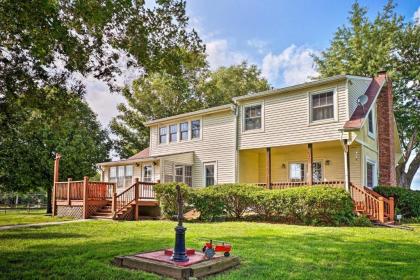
0;191;47;213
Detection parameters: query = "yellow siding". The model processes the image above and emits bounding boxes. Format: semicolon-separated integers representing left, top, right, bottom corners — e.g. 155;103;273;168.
239;141;348;184
238;80;350;149
349;144;362;186
149;110;236;187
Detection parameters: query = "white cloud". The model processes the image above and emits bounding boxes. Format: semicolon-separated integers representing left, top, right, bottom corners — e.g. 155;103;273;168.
414;6;420;25
262;45;319;86
247;39;268;54
84;77;126;128
206;39;248;70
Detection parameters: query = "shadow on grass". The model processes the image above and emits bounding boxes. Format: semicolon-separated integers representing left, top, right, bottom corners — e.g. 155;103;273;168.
0;231;87;240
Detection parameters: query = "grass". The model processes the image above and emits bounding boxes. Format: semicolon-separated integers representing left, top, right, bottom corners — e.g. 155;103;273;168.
0;209;72;226
0;221;419;280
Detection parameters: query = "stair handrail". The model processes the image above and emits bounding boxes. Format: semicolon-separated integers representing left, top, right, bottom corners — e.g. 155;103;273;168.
349;183;395;223
113;179;139;218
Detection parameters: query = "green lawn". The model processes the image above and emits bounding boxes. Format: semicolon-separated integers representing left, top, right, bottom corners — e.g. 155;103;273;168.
0;209;72;226
0;220;419;280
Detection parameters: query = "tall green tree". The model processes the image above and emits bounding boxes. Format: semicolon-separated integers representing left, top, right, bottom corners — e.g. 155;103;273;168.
111;62;270;158
314;1;419;188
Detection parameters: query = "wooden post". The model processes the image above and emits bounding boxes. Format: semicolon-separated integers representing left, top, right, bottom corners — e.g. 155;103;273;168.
82;176;89;219
112;183;117;217
67;178;72;206
134;178;139;221
378;197;385;223
389;197;395;222
52;153;61;216
307;144;313;186
266;147;272;189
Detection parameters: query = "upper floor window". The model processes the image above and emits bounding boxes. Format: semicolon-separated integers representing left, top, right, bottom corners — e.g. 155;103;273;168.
180;122;189;141
159;127;167;144
368;110;375;138
191;120;201;139
311;91;334;122
169;124;178;142
244;104;262;131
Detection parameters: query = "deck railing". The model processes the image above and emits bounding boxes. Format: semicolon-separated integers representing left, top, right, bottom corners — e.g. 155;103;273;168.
257;180;344;190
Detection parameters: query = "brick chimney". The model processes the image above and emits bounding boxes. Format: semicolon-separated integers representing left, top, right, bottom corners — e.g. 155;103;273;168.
376;71;397;186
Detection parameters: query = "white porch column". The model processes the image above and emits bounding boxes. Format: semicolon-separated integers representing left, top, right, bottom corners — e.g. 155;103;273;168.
343;139;350;192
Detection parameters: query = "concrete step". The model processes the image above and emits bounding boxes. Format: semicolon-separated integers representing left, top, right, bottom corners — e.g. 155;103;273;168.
94;212;113;216
90;215;113;220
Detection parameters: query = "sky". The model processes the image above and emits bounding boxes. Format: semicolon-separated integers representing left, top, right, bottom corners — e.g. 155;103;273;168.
84;0;420;188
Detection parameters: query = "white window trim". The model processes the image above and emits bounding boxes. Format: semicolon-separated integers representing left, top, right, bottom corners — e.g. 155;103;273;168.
287;160;324;182
157;117;202;146
190;118;203;141
179;121;189;142
158;125;168;145
365;156;377;188
367;109;376;139
203;161;218;187
168;124;178;143
308;87;338;125
242;101;264;134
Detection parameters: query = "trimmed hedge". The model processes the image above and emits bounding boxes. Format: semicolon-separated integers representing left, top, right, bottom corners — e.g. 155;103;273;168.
373;186;420;218
252;187;355;225
155;183;355;225
154;182;191;218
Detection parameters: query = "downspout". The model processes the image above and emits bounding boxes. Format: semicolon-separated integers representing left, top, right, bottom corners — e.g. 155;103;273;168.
232;102;239;183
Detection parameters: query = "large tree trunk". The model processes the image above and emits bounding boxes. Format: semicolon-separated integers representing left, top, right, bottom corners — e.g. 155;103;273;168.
46;186;52;214
396;151;420;189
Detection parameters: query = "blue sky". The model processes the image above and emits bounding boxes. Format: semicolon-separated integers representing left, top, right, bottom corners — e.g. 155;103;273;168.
85;0;420;188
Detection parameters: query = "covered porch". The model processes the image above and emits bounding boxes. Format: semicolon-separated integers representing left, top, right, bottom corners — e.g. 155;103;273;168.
239;140;359;189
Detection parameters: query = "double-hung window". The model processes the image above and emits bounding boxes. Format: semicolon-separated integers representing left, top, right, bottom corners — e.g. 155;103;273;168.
204;162;216;187
180;122;189;141
366;160;376;188
244;104;262;131
159;127;167;144
191;120;200;139
175;166;184;182
169;124;177;142
289;163;305;182
124;165;133;187
174;165;193;186
109;167;117;183
311;91;334;122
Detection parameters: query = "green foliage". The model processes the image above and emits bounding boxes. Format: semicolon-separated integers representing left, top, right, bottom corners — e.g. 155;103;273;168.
313;0;420;187
189;187;225;221
351;215;373;227
198;62;270;108
154;182;191;219
374;186;420;218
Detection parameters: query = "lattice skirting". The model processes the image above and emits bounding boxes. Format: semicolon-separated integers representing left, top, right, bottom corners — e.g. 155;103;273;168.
116;207;134;220
57;206;83;219
87;203;107;217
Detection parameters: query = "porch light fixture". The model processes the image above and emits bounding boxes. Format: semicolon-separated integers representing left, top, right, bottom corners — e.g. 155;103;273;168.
135;163;140;167
325;160;331;166
153;161;158;166
281;163;286;169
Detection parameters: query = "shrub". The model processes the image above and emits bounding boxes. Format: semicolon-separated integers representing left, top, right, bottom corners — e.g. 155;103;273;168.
373;186;420;218
351;215;373;227
210;184;264;218
255;187;354;225
154;182;191;218
189;187;225;221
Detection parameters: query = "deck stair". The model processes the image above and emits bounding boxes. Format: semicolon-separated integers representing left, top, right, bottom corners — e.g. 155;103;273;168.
90;201;113;220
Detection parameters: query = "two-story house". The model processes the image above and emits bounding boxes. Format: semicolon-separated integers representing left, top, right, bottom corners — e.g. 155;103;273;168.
52;72;401;221
98;72;401;192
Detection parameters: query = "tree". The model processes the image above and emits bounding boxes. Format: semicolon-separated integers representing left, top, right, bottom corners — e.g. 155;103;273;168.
198;62;270;108
111;62;270;158
314;1;420;188
0;84;111;213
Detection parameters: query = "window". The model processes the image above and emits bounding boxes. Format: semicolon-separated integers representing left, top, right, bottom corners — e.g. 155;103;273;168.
159;127;167;144
368;111;375;137
185;166;192;186
204;162;216;187
110;167;117;180
180;122;189;141
169;124;177;142
175;166;184;182
289;163;305;181
191;120;201;139
312;162;322;182
117;166;125;188
143;165;152;182
366;161;376;188
124;165;133;187
311;91;334;122
244;104;262;131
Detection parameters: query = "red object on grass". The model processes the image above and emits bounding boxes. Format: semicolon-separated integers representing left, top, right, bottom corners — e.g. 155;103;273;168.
164;248;195;256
